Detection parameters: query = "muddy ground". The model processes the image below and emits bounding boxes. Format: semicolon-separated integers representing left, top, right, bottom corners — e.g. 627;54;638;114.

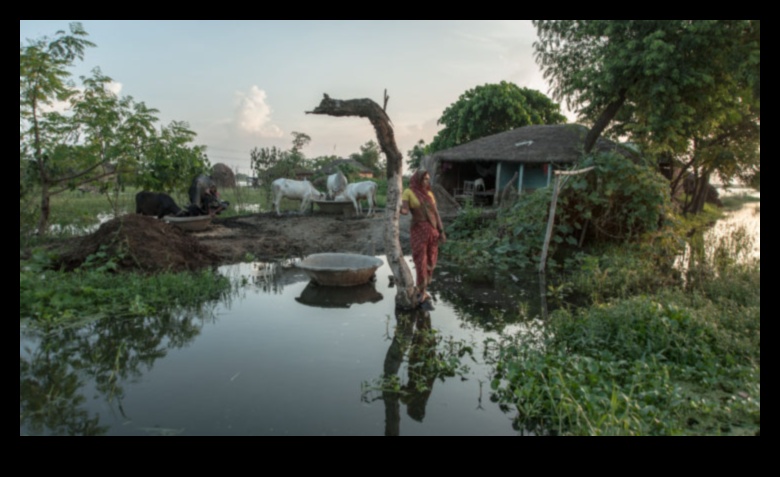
199;211;413;262
53;211;416;273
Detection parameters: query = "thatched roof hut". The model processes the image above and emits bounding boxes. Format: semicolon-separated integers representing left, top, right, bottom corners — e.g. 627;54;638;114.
429;124;635;207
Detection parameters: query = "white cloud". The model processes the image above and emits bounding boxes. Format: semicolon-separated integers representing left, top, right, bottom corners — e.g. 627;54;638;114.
234;86;284;138
106;81;123;96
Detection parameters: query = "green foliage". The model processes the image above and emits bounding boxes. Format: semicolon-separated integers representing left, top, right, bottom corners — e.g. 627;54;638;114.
20;23;210;235
533;20;760;214
430;81;566;152
349;140;384;176
443;152;672;273
134;121;210;195
20;251;232;326
486;200;760;435
249;132;317;211
490;271;760;435
406;139;429;170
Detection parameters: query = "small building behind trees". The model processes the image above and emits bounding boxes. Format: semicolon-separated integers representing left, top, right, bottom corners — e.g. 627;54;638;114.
430;124;636;206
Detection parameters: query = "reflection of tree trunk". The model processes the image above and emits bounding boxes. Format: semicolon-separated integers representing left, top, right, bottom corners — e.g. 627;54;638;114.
307;94;415;308
382;312;414;436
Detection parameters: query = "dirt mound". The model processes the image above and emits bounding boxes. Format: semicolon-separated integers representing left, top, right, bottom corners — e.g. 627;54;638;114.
55;214;221;273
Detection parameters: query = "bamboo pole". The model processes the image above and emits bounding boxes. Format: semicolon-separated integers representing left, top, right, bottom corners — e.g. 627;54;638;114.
538;166;594;274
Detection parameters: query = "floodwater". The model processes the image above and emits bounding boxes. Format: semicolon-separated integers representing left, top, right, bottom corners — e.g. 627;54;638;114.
21;188;759;436
20;256;545;436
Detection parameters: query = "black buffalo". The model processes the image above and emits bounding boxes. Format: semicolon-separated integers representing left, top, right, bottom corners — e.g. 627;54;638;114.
135;191;182;218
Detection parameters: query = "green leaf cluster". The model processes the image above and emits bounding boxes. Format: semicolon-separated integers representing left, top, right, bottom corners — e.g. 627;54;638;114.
533;20;760;211
21;22;211;235
430;81;567;152
443;152;672;273
490;269;760;435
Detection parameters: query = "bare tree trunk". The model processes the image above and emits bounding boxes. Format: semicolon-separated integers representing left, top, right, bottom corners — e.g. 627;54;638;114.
583;89;627;154
307;94;415;309
36;153;50;236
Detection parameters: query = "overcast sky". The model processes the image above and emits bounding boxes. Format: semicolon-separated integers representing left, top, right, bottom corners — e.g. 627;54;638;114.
20;20;572;175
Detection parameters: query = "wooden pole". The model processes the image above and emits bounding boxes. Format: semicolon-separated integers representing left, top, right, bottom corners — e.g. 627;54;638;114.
307;93;415;309
538;166;594;274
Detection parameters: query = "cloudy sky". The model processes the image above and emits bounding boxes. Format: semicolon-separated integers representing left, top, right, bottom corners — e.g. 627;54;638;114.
20;20;572;175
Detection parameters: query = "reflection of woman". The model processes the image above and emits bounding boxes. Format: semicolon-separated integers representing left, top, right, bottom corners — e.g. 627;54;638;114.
400;170;446;308
382;309;435;435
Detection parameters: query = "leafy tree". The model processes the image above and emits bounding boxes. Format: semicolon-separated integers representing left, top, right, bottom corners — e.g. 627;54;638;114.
349;140;384;176
20;22;209;234
68;69;160;213
406;139;429;171
290;131;311;154
533;20;760;213
135;121;211;197
429;81;566;152
20;22;95;234
443;151;672;272
250;145;285;207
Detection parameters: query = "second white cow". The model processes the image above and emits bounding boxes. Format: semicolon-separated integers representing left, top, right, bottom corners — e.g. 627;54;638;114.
326;171;348;200
335;181;378;216
271;178;324;216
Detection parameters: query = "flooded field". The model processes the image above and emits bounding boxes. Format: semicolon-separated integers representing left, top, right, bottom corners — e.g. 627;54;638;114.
21;187;759;436
20;257;543;436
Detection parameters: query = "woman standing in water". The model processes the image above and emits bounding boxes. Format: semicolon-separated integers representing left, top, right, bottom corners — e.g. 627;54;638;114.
400;169;446;309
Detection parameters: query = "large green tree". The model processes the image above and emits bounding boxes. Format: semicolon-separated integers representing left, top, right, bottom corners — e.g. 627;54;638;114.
533;20;760;213
429;81;566;152
349;140;385;176
20;22;95;234
20;23;209;234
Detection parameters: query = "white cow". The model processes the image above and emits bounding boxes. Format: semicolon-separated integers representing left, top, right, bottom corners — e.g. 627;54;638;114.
326;171;348;200
271;178;324;216
335;181;378;216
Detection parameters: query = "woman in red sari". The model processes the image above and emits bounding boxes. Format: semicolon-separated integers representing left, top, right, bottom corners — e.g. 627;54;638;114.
400;170;446;308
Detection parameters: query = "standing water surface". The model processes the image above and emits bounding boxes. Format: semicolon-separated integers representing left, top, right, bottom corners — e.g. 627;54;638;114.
20;257;540;436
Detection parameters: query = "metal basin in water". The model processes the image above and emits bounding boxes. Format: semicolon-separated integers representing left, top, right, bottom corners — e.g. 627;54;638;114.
312;199;355;217
296;253;383;287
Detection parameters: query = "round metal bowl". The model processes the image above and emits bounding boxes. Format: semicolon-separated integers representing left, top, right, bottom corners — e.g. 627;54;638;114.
162;215;212;231
312;199;355;217
296;253;383;287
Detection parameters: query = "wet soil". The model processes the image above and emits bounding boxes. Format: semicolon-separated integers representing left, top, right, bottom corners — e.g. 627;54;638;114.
52;211;414;273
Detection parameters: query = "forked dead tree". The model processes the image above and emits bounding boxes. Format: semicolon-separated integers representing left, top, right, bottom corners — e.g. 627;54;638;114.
307;93;415;309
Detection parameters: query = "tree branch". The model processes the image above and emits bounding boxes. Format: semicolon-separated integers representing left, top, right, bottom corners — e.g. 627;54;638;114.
307;93;415;309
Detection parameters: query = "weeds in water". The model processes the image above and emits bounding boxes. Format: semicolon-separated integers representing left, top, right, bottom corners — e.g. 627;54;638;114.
20;250;232;327
489;239;760;435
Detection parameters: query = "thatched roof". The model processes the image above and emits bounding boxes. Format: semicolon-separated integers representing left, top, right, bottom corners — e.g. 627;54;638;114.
211;163;236;188
431;124;635;164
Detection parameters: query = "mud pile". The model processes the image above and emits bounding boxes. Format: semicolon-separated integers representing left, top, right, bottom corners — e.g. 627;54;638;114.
55;214;220;273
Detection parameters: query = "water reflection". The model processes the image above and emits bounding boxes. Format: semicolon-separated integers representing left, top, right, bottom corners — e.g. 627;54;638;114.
249;259;308;294
21;256;553;435
20;306;216;436
433;265;550;331
381;309;437;436
296;282;383;308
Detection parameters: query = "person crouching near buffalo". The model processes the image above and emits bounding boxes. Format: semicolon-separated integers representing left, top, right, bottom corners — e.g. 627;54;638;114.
400;169;446;310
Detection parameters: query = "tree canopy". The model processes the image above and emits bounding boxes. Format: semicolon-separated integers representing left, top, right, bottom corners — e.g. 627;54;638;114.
20;22;209;234
429;81;566;152
349;140;385;176
533;20;760;212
